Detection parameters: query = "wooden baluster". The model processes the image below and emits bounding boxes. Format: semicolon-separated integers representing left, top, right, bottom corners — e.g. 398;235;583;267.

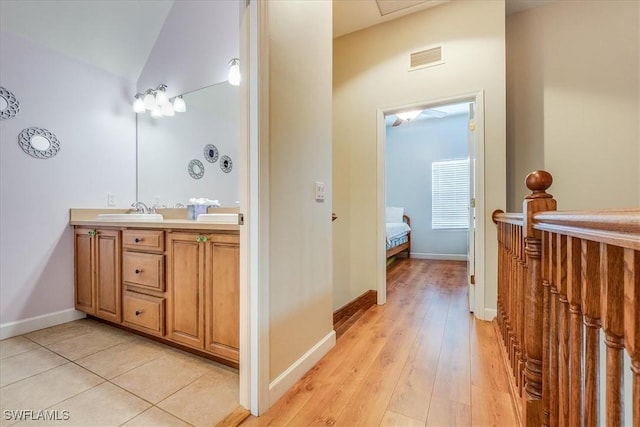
509;224;515;363
497;223;503;337
522;170;556;426
542;230;552;427
556;234;569;426
505;224;511;346
582;240;601;427
518;225;526;395
601;244;624;426
549;233;559;426
566;237;583;426
511;224;518;373
623;249;639;427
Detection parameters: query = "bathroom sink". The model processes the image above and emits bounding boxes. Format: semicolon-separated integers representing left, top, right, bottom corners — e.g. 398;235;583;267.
196;213;238;224
96;213;163;221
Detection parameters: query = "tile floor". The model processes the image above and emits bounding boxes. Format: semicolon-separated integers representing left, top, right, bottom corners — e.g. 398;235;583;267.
0;319;239;426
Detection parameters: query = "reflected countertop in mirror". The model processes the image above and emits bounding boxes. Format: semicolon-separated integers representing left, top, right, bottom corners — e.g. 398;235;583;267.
137;81;240;208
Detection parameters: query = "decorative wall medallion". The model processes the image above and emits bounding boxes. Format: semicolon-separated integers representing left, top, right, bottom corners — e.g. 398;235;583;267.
18;127;61;159
188;159;205;179
220;155;233;173
0;87;20;120
203;144;218;163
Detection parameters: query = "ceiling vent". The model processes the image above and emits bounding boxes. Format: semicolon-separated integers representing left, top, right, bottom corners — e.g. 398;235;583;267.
409;45;444;70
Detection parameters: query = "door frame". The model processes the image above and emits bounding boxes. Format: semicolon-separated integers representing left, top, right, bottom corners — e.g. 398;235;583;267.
375;91;486;318
239;0;270;415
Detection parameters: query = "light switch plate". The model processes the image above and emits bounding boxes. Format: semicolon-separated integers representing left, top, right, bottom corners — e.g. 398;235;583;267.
107;193;116;206
315;181;325;202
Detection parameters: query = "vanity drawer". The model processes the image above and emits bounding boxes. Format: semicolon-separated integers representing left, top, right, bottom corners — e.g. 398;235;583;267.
123;291;165;336
123;252;165;291
123;230;164;252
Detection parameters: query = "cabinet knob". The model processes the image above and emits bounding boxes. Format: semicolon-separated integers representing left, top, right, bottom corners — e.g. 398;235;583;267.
88;230;97;237
134;237;142;243
135;310;142;317
134;269;142;274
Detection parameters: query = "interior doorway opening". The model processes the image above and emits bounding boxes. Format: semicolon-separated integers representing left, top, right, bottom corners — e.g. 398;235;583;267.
376;92;486;317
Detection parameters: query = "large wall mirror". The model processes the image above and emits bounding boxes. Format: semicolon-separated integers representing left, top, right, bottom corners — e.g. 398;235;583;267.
137;82;239;207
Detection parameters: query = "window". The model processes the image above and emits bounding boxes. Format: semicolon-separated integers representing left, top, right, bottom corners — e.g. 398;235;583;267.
432;158;469;229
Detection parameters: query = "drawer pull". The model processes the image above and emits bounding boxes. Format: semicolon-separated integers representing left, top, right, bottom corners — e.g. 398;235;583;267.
134;268;142;274
135;310;142;317
134;237;143;243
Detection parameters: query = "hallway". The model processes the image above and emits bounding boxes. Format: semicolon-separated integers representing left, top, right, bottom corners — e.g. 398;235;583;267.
243;259;518;426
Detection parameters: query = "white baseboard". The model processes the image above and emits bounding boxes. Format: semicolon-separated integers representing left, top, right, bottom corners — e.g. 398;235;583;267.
0;309;86;340
268;330;336;406
475;307;497;322
410;252;467;261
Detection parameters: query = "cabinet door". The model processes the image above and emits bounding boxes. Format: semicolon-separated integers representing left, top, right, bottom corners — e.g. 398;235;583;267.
95;229;121;323
205;234;240;362
74;228;95;314
166;232;205;349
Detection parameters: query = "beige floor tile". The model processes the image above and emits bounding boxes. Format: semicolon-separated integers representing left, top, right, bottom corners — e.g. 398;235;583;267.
0;337;39;360
120;407;190;427
14;382;150;426
75;339;166;379
24;319;99;347
0;363;104;422
157;370;239;427
46;326;136;361
111;353;210;404
0;348;67;387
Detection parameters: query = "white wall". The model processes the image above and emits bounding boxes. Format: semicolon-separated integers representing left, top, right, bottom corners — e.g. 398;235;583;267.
266;0;334;388
506;0;640;210
137;82;239;207
333;0;506;314
137;0;239;98
0;31;136;328
386;114;468;258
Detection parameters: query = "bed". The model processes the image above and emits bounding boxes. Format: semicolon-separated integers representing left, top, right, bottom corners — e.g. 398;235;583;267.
386;207;411;259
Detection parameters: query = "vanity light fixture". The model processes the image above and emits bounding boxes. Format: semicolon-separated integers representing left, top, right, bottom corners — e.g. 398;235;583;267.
132;94;145;113
133;84;185;118
228;58;240;86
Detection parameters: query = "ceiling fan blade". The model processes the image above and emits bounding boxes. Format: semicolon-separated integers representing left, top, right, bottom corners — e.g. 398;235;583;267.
422;109;447;118
392;118;403;127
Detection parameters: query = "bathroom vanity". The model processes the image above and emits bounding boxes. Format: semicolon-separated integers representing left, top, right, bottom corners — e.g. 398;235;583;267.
70;209;239;368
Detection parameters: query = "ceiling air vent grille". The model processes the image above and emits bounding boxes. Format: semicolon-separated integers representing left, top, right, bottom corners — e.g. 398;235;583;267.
410;46;443;70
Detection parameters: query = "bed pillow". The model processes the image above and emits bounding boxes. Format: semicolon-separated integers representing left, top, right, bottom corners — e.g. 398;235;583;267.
385;206;404;223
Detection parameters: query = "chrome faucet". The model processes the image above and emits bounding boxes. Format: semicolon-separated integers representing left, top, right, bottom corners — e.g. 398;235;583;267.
151;203;167;213
131;201;149;214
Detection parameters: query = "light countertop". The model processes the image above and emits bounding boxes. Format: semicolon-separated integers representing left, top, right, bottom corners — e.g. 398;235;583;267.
69;208;240;232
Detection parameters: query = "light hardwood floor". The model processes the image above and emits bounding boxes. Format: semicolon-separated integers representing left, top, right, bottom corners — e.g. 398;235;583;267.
243;259;518;426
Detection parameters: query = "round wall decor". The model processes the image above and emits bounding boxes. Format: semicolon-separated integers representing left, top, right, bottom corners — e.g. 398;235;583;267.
0;86;20;120
18;127;61;159
220;155;233;173
188;159;205;179
203;144;218;163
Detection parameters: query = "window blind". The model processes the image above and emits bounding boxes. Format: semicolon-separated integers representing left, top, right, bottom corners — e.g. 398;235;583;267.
432;158;469;229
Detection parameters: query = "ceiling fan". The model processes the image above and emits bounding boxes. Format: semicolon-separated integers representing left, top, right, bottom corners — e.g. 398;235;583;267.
391;108;447;126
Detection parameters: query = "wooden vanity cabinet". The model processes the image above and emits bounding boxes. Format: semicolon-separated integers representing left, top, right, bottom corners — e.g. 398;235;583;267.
74;227;121;323
73;223;239;366
121;229;165;337
166;231;240;362
205;233;240;363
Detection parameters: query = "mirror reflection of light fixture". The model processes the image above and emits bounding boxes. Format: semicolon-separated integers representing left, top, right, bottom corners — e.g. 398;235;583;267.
173;95;186;113
228;58;240;86
134;84;185;118
397;110;422;121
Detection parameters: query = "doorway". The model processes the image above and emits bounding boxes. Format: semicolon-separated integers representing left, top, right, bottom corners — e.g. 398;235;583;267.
376;92;486;316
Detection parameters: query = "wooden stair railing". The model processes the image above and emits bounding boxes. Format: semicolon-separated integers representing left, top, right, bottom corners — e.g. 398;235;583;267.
493;170;640;427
